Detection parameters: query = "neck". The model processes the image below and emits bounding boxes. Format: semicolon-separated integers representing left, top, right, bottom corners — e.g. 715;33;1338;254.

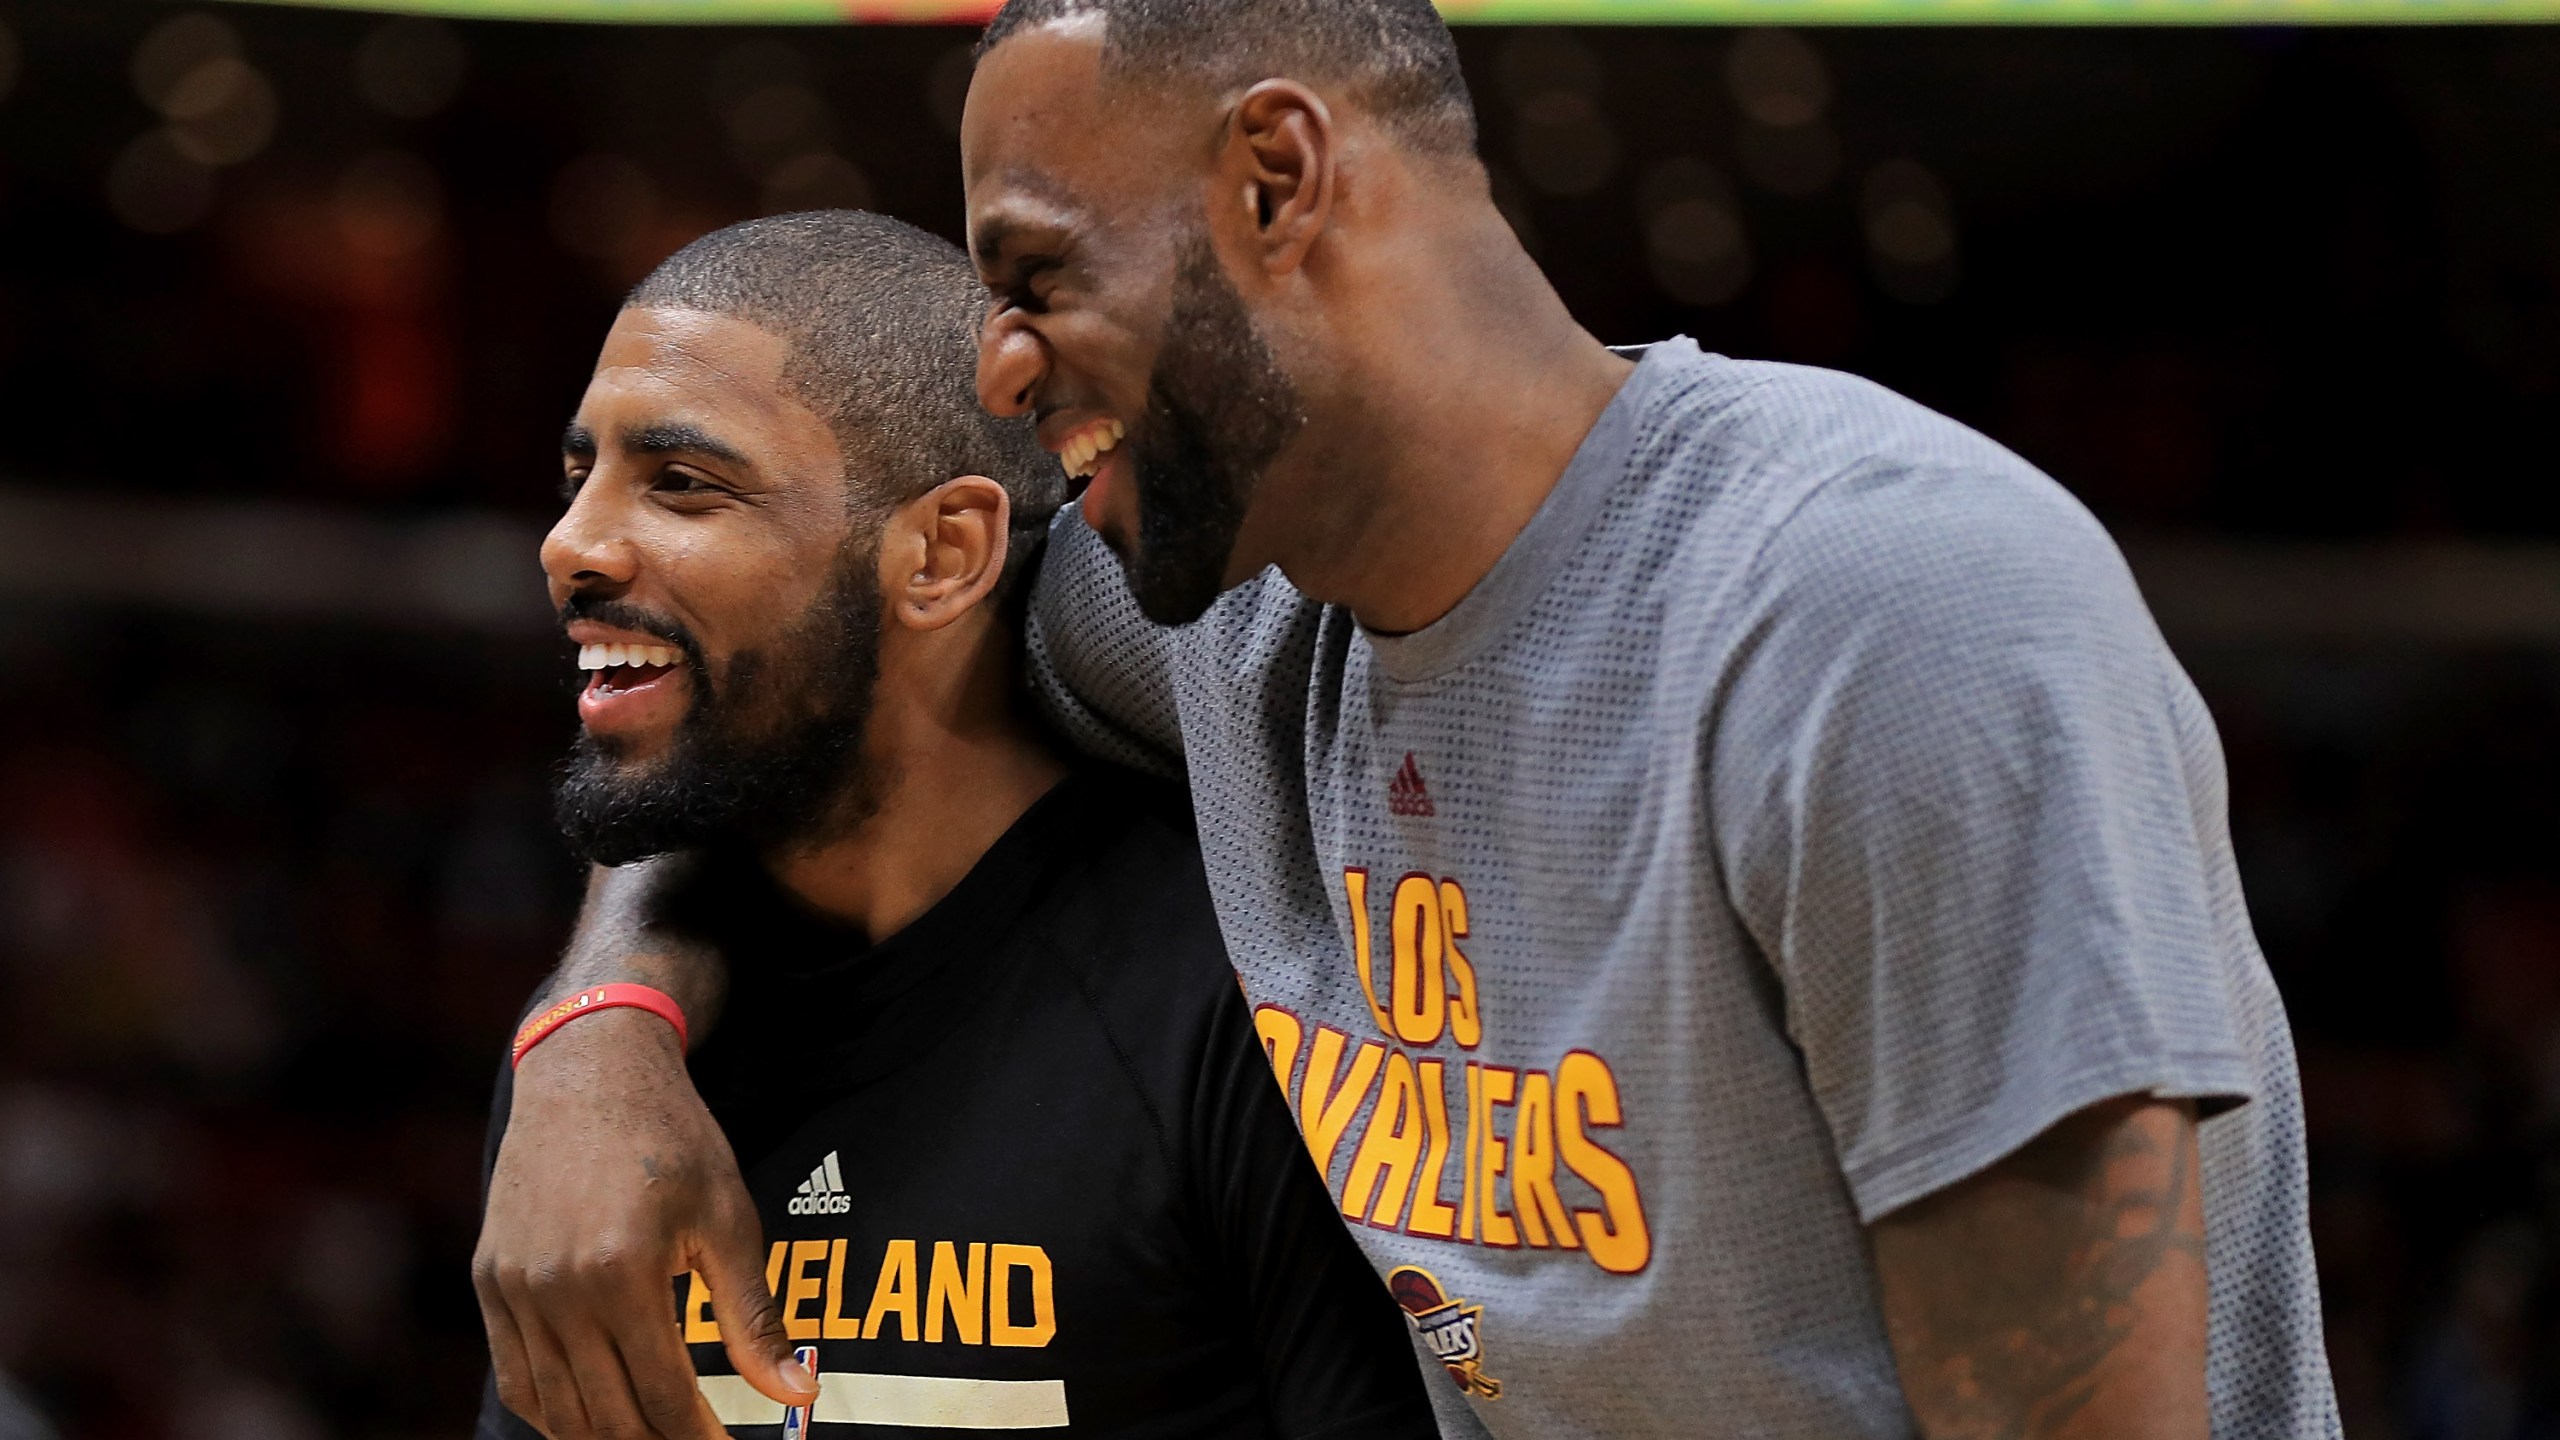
1268;196;1635;635
767;616;1069;943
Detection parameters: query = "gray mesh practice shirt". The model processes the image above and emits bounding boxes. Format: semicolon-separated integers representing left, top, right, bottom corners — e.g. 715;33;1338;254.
1025;338;2338;1438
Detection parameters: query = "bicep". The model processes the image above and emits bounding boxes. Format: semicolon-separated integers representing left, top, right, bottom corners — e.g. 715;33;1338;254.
1869;1096;2207;1440
1709;473;2251;1220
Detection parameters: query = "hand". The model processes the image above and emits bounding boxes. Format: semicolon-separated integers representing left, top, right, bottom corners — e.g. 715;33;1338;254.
473;1008;817;1439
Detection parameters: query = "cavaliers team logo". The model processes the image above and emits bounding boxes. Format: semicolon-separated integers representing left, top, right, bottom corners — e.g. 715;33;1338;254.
1387;1266;1502;1400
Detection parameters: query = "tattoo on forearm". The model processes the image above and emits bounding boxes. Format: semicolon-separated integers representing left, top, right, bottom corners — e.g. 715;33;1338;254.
1874;1101;2208;1440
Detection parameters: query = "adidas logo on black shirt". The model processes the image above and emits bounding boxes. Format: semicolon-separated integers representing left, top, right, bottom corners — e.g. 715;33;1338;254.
787;1150;852;1216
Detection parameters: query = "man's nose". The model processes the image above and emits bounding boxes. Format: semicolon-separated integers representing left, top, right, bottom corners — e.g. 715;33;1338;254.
977;307;1047;419
540;489;638;602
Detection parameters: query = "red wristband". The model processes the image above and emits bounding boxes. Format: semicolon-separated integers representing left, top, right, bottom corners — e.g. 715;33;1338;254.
511;984;689;1068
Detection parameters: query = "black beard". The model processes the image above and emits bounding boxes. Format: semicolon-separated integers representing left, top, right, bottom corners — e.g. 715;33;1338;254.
1118;229;1305;626
551;562;882;867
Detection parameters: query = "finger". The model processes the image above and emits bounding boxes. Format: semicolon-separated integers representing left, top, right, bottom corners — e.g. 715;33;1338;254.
475;1264;548;1435
552;1310;690;1440
517;1235;702;1440
607;1281;730;1440
511;1301;599;1440
695;1207;813;1409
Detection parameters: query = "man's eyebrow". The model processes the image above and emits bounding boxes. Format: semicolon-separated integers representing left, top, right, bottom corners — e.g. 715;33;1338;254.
972;214;1029;269
971;183;1080;268
562;422;595;458
622;421;753;469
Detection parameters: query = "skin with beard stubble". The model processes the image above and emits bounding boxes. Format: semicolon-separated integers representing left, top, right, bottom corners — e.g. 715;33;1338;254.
1114;227;1305;624
552;554;884;866
966;18;1636;636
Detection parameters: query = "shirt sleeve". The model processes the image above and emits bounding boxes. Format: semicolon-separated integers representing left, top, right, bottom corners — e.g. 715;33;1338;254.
1707;457;2258;1225
1024;506;1187;777
1189;986;1446;1440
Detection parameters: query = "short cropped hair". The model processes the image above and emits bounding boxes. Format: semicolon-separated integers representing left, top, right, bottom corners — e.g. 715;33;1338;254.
979;0;1477;158
627;211;1063;598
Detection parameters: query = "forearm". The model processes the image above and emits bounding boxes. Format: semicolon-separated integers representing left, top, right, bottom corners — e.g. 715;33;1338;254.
481;857;806;1439
536;857;731;1041
1870;1097;2209;1440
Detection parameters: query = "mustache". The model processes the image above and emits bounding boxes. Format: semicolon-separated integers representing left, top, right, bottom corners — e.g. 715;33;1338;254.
557;593;706;670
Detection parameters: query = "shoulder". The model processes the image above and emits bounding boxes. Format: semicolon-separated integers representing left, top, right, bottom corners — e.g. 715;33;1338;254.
1634;341;2030;492
1622;343;2145;647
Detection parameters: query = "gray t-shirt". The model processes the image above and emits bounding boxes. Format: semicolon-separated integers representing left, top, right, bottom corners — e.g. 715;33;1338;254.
1026;338;2338;1438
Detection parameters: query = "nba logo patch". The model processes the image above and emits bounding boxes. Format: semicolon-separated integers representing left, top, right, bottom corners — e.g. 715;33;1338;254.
782;1345;820;1439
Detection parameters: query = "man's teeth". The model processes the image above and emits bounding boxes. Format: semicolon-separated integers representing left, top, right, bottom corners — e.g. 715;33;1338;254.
576;643;682;672
1061;420;1126;480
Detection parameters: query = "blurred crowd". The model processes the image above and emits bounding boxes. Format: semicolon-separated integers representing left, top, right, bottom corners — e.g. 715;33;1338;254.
0;611;569;1439
0;6;2553;1438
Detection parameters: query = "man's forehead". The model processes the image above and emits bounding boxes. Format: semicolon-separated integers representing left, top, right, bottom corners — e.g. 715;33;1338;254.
579;307;817;452
960;17;1127;199
969;9;1109;113
599;306;787;380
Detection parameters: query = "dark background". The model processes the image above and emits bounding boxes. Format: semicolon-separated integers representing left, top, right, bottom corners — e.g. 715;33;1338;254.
0;4;2555;1437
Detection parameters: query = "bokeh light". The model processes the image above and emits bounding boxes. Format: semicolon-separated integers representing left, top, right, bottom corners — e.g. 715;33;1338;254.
130;13;241;112
336;151;447;262
1724;28;1830;130
160;56;280;167
1640;157;1751;306
1861;158;1960;303
1727;29;1837;197
1499;30;1616;198
105;130;217;234
1515;91;1618;198
548;152;662;263
353;17;470;119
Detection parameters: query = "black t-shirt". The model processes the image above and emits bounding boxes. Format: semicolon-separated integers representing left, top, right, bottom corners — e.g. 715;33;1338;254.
478;771;1438;1440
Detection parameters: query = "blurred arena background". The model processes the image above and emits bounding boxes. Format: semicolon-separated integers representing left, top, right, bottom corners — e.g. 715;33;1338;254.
0;2;2554;1437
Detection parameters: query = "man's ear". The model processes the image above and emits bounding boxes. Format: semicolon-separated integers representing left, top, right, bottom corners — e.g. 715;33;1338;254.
1226;79;1334;278
879;476;1011;632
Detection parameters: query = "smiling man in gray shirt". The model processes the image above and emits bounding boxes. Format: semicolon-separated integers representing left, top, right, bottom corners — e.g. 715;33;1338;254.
472;2;2339;1437
1022;337;2332;1437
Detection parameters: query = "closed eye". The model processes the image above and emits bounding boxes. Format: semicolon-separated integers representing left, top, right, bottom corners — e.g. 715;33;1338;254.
651;468;732;498
991;254;1064;317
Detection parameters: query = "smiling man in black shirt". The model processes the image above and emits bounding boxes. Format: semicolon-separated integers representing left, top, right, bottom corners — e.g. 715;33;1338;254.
473;211;1435;1440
